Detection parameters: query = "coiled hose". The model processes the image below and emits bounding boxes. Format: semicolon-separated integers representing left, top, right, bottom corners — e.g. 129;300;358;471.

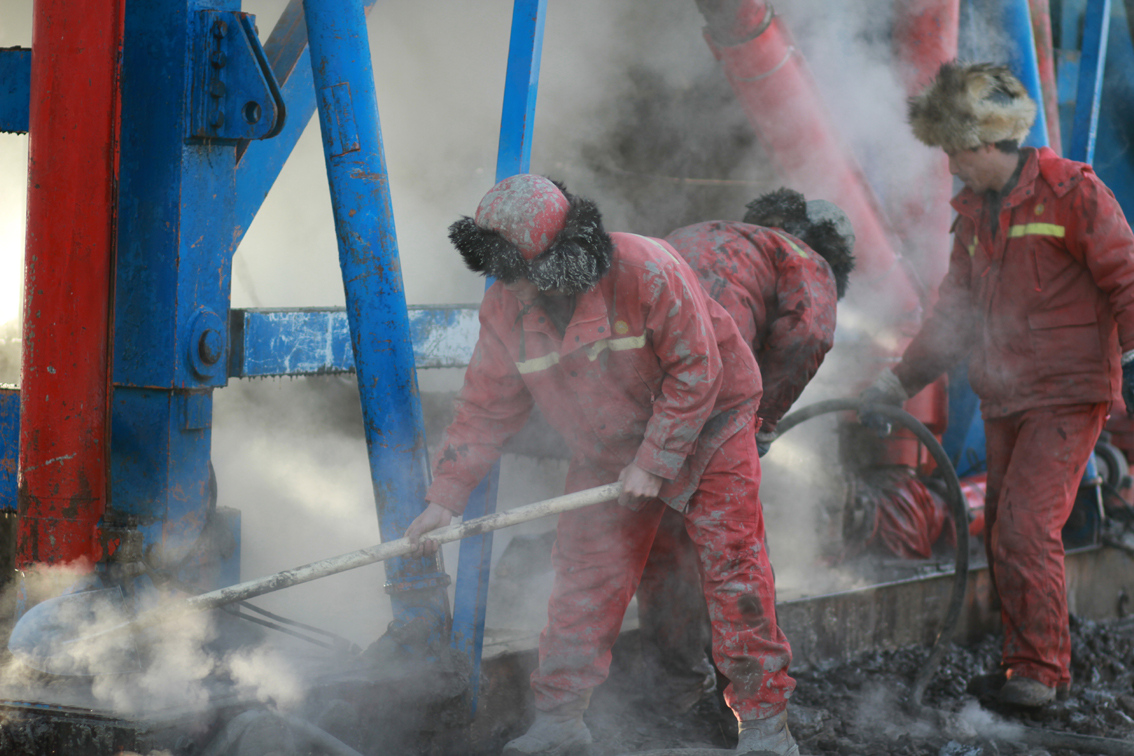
774;398;969;710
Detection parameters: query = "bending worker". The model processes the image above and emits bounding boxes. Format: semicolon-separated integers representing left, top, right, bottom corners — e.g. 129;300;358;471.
861;61;1134;708
406;174;802;756
636;188;856;715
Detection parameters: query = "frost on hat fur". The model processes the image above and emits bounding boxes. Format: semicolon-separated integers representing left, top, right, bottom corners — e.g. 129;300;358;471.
908;61;1036;152
449;180;613;295
744;187;856;299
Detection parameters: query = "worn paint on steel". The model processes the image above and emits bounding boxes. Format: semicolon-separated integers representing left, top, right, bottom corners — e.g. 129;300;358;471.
1029;0;1062;154
1;388;17;512
227;306;480;377
18;0;124;568
110;0;240;570
0;48;30;133
302;0;450;638
1069;0;1113;163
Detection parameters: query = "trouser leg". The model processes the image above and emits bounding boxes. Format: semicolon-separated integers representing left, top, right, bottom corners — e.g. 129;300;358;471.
636;508;715;711
983;403;1106;688
683;422;795;721
529;468;666;713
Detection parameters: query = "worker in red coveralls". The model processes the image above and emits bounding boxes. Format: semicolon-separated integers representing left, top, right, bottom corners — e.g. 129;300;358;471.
635;188;856;716
405;174;802;755
860;62;1134;709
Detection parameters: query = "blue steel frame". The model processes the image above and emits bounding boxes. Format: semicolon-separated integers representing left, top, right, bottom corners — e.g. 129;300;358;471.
449;0;548;711
1002;0;1053;148
0;48;30;134
1068;0;1113;163
302;0;451;644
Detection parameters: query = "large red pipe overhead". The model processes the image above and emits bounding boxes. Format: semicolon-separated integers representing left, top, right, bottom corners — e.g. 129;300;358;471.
701;0;924;337
18;0;124;568
892;0;960;301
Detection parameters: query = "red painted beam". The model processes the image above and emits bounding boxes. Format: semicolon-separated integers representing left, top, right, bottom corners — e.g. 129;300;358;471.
700;1;924;336
18;0;124;568
892;0;960;302
1029;0;1062;155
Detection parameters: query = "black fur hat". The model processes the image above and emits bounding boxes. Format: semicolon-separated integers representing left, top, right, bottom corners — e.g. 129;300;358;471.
744;187;856;299
449;176;613;295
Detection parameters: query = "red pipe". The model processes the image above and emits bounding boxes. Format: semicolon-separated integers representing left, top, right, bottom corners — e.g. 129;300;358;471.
701;1;924;335
892;0;960;302
18;0;124;568
1029;0;1062;155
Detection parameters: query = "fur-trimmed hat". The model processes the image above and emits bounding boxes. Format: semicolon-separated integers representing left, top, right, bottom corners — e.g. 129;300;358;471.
908;61;1036;152
449;174;613;294
744;187;856;299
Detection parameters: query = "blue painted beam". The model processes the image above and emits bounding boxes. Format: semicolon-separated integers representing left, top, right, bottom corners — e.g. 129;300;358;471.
1069;0;1112;163
1003;0;1051;148
303;0;450;645
227;306;480;377
453;0;548;715
0;48;30;134
233;0;377;247
1;388;17;512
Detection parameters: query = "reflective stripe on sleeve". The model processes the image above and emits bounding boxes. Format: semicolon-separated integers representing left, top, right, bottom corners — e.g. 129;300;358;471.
1008;223;1066;239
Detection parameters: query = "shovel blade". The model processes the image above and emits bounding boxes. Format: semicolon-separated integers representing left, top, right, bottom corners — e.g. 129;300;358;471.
7;587;142;676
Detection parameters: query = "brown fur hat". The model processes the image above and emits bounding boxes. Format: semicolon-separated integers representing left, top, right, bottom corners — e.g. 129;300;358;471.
908;61;1036;152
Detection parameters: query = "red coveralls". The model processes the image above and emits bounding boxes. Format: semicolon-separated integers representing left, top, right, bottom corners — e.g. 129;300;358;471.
636;221;839;708
426;232;795;721
893;147;1134;689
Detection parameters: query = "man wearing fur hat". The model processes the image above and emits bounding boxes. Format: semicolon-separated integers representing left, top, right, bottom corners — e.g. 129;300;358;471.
406;174;802;755
861;61;1134;708
635;187;856;715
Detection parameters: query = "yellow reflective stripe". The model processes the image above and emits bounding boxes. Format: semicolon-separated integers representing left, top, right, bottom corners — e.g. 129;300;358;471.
967;240;977;257
516;352;560;374
515;335;648;374
773;230;809;258
1009;223;1065;239
586;334;647;361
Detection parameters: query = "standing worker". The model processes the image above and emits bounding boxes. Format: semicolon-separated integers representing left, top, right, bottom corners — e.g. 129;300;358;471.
405;174;803;755
860;61;1134;708
635;188;856;715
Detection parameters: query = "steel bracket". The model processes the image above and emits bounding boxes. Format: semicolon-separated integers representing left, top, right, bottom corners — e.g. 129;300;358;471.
188;10;285;142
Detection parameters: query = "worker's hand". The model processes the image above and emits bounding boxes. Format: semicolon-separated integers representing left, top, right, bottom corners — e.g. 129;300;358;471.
858;368;908;435
618;463;664;508
1123;353;1134;417
405;502;453;557
756;431;776;457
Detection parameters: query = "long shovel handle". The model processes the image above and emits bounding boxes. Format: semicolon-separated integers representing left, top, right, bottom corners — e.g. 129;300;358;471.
134;482;623;631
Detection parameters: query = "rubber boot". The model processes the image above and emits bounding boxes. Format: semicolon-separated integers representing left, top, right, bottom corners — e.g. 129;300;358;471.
736;709;800;755
503;692;593;756
997;676;1056;708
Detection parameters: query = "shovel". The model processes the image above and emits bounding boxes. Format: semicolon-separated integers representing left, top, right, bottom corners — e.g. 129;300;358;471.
8;482;623;676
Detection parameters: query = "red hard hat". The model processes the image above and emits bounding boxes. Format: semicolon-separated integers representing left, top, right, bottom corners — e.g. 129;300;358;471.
474;174;569;260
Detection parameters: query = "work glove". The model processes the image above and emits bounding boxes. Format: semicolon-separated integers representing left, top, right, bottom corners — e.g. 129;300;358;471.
756;431;775;457
858;368;908;435
1123;351;1134;416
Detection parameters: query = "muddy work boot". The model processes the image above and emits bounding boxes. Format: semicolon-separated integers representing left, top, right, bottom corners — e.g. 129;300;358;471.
502;705;593;756
736;709;800;755
996;675;1056;708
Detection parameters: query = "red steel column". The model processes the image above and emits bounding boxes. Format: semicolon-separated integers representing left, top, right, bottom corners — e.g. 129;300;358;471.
1029;0;1062;155
893;0;960;301
701;1;923;336
18;0;124;568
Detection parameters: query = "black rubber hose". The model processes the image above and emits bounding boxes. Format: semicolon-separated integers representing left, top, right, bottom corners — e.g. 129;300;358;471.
774;398;969;710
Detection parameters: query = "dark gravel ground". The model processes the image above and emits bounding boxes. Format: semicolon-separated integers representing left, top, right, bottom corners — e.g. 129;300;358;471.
581;614;1134;756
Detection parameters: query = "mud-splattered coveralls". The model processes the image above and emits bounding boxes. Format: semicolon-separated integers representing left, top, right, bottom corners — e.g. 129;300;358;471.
425;231;795;720
636;221;838;708
893;147;1134;689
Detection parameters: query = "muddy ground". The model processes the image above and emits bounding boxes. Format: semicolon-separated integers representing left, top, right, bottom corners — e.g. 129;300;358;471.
576;614;1134;756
